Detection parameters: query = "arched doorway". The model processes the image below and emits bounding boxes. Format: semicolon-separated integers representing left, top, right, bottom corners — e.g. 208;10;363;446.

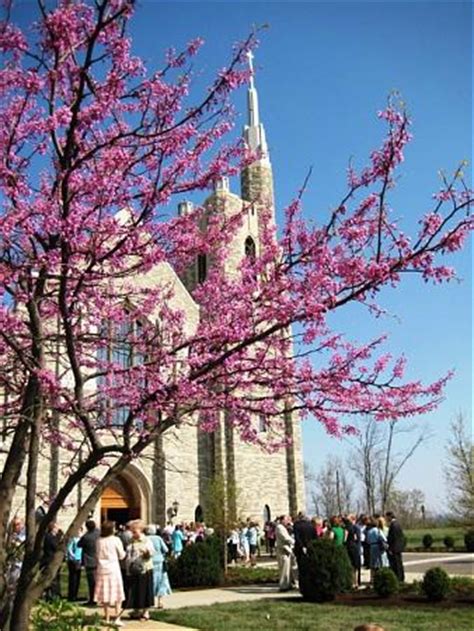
100;475;141;525
194;505;204;523
263;504;271;524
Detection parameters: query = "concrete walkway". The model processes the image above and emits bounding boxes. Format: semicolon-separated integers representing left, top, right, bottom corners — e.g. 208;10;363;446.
163;584;300;610
116;621;195;631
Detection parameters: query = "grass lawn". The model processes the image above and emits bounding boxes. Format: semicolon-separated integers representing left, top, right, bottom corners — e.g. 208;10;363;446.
151;600;474;631
404;526;466;549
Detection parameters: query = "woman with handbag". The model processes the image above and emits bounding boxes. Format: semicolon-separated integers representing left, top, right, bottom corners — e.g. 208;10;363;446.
125;519;155;621
94;520;125;627
145;524;172;609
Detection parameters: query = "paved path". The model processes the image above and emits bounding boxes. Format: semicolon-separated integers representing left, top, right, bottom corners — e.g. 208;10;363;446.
261;552;474;577
163;584;300;610
403;552;474;577
116;621;195;631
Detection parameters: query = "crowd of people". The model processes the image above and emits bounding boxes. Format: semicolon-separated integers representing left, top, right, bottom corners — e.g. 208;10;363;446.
6;509;405;625
272;511;405;591
7;518;184;626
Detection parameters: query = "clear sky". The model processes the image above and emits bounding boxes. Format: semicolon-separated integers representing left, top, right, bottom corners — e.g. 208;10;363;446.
12;1;472;511
129;0;471;512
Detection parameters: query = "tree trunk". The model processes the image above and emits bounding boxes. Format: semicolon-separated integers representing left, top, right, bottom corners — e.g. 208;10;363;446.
8;586;38;631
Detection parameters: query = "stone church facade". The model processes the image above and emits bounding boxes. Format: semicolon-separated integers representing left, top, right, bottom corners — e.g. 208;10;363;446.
5;58;305;529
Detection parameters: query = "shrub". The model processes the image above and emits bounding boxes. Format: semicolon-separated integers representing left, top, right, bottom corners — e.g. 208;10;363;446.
450;576;474;597
422;534;433;549
443;535;455;549
298;538;352;602
464;529;474;552
373;568;400;598
167;535;223;588
422;567;450;602
31;598;101;631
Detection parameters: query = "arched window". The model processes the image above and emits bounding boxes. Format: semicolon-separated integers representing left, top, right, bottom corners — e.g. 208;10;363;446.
197;254;207;283
194;505;204;523
244;236;256;260
263;504;271;523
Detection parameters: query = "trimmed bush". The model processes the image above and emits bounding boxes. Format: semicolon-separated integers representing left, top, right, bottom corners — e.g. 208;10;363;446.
167;535;223;588
443;535;455;549
422;534;433;549
422;567;450;602
298;538;352;602
373;568;400;598
464;529;474;552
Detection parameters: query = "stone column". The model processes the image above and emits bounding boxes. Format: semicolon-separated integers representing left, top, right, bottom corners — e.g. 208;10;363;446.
152;433;167;525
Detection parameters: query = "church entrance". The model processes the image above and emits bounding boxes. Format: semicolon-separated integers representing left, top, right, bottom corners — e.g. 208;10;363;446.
100;474;141;525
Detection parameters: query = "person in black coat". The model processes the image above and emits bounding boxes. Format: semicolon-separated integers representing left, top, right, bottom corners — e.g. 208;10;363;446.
292;512;317;566
385;511;405;582
78;519;100;605
41;522;61;600
344;515;362;587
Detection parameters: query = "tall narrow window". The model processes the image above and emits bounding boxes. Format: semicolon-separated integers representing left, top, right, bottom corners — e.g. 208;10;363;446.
258;414;267;433
244;236;256;260
197;254;207;283
98;318;144;426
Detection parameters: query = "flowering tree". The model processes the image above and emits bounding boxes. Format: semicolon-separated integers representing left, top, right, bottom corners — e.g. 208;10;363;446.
0;0;472;627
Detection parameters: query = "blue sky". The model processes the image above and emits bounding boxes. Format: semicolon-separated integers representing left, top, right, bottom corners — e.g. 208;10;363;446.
12;1;472;511
130;0;471;511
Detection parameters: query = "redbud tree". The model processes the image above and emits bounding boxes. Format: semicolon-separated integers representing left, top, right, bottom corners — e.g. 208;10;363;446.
0;0;472;627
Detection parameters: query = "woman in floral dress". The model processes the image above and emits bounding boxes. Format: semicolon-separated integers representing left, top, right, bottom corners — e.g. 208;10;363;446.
94;520;125;627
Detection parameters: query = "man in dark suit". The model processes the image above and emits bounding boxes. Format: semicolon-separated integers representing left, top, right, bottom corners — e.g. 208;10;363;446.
78;519;100;605
385;511;405;582
292;512;317;566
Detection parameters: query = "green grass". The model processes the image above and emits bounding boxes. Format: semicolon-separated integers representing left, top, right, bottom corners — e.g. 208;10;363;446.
224;565;278;585
151;600;474;631
404;526;466;549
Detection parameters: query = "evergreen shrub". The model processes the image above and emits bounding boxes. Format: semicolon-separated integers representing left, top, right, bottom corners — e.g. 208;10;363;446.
464;529;474;552
298;538;352;602
422;567;450;602
167;535;223;588
422;534;433;549
373;568;399;597
443;535;455;549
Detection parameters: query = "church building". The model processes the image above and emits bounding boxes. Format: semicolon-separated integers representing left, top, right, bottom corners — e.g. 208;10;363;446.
10;57;306;529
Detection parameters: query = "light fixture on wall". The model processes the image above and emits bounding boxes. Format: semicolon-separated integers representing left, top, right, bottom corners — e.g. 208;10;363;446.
172;500;179;517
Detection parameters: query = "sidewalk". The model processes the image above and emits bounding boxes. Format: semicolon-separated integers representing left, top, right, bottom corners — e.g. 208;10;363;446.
164;583;300;609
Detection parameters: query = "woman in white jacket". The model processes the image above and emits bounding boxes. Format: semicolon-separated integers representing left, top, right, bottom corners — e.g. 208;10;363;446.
275;515;296;591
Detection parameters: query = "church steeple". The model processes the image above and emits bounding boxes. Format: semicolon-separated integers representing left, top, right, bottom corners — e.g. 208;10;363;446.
241;52;274;218
243;51;269;164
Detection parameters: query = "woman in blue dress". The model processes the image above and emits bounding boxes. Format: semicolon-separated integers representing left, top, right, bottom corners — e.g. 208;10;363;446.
366;518;388;584
145;525;172;609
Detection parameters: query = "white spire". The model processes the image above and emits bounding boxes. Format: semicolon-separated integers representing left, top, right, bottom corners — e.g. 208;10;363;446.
243;51;269;163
